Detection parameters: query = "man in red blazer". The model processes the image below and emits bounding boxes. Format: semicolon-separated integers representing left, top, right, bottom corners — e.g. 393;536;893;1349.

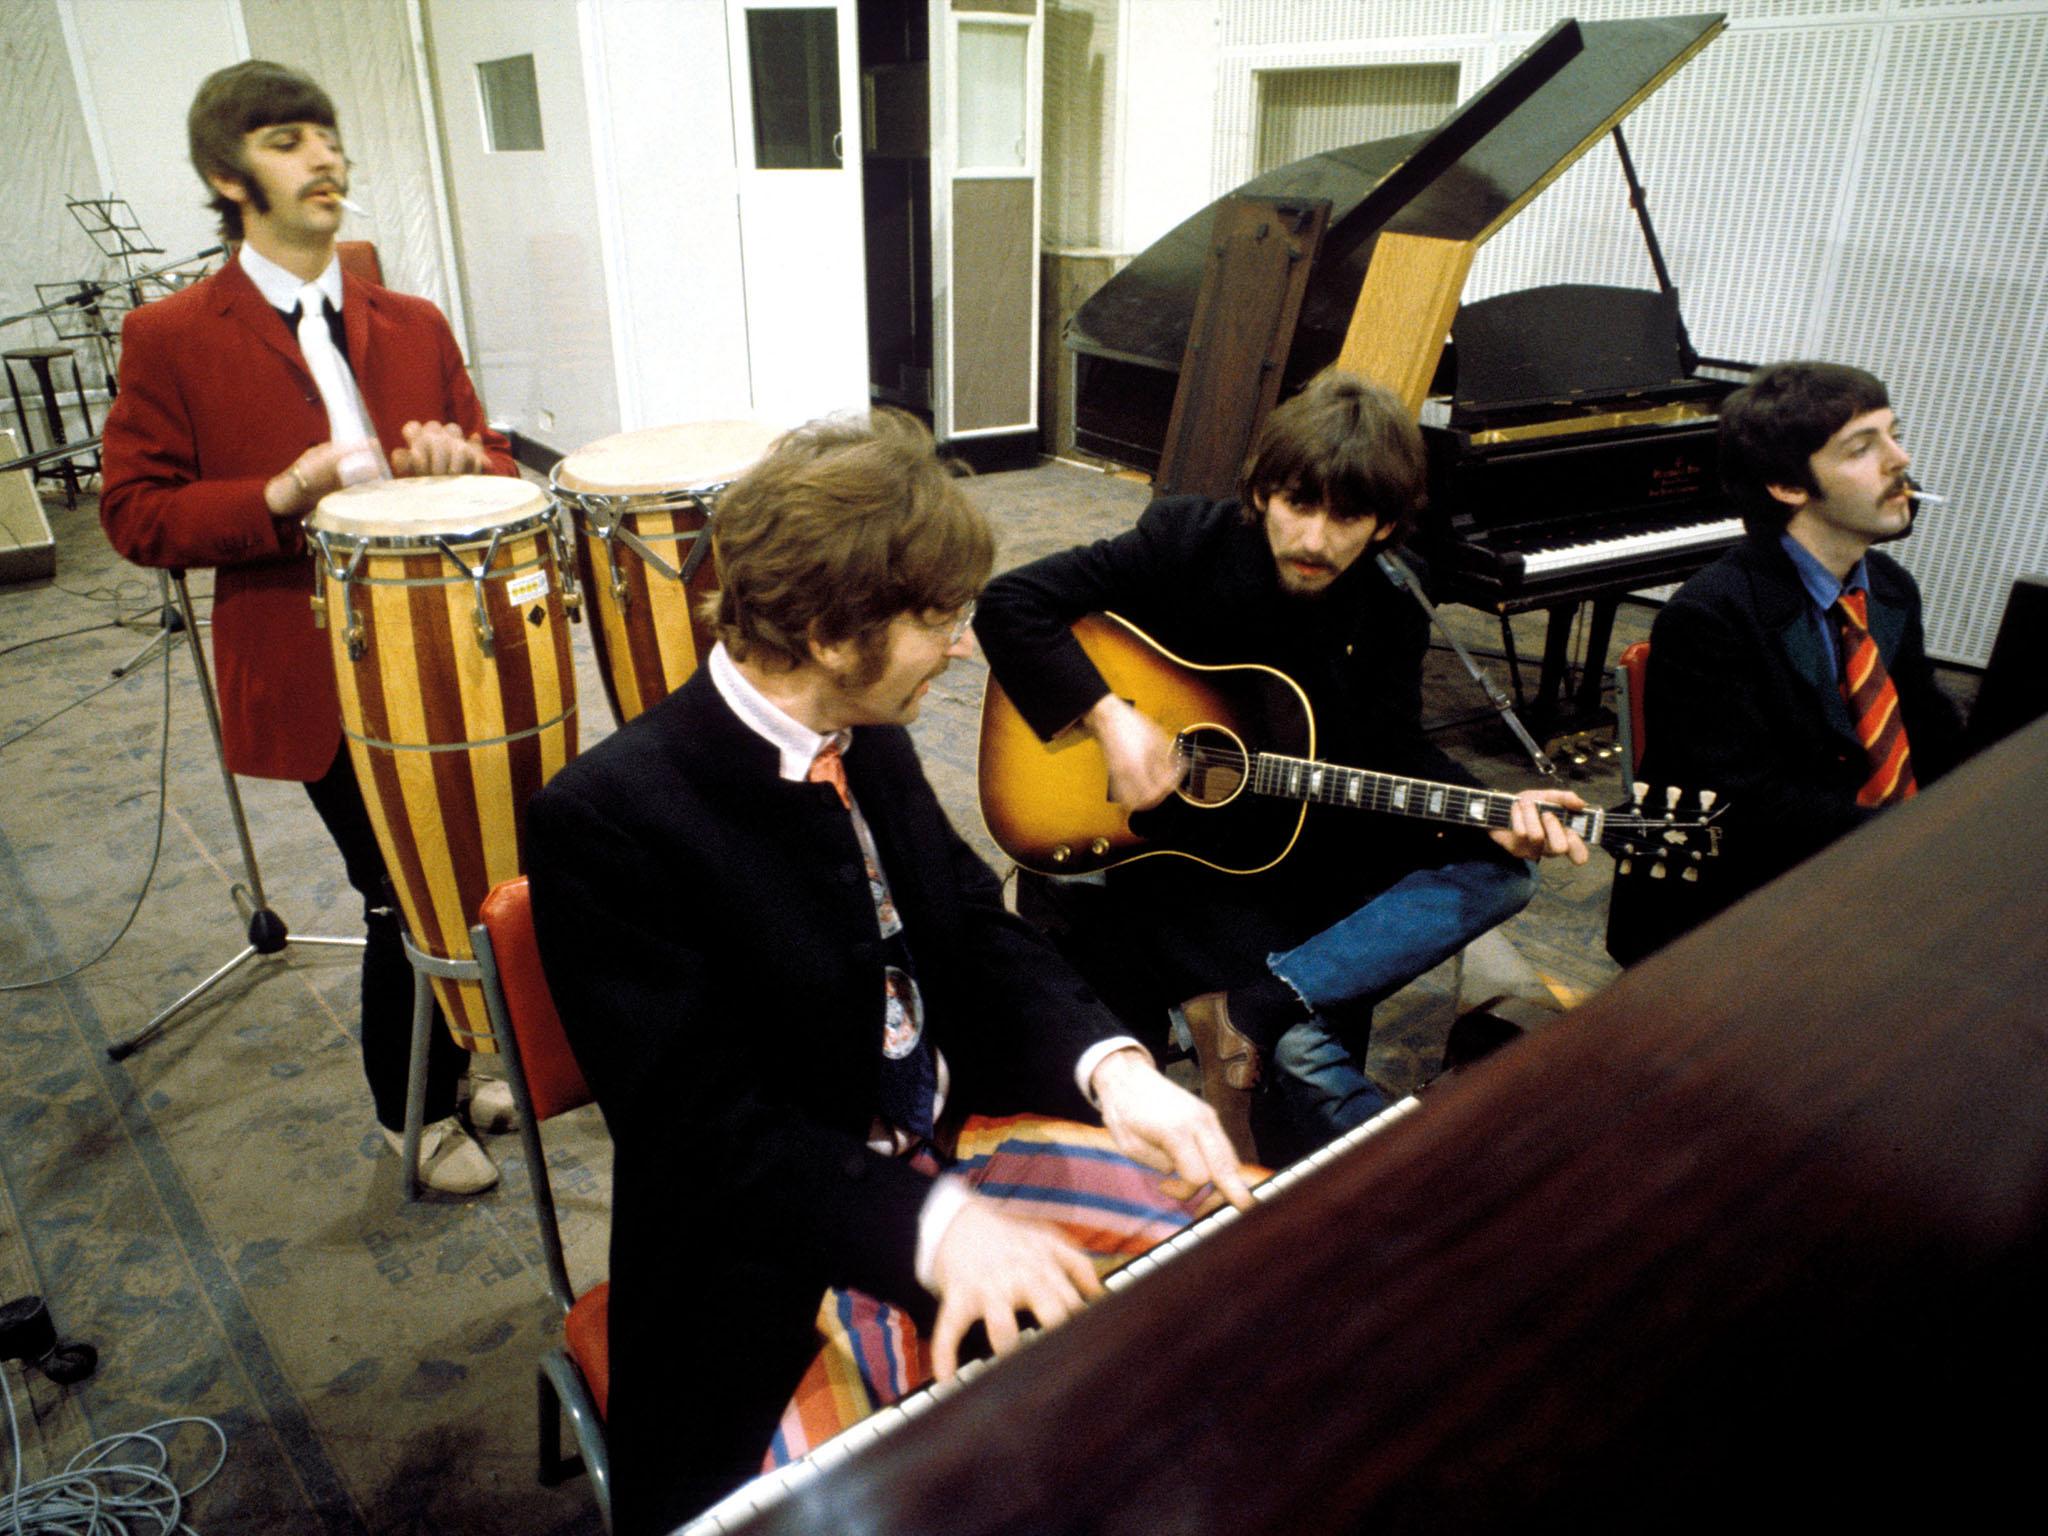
101;61;516;1193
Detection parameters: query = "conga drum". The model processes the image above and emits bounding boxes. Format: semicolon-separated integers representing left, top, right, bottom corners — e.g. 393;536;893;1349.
306;476;578;1053
550;420;782;725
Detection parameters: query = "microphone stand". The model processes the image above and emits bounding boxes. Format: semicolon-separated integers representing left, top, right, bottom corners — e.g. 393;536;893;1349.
105;569;363;1061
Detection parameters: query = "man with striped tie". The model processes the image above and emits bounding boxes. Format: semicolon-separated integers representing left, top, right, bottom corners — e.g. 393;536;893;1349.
1635;360;1966;943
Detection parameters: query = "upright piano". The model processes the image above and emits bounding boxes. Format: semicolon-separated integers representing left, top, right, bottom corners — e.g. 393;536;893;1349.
1066;12;1747;732
693;715;2048;1535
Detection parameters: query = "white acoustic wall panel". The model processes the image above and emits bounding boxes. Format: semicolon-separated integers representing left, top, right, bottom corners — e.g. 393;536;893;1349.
1044;0;1120;248
0;0;106;391
241;0;455;319
1810;10;2048;667
1254;61;1458;175
1195;0;2047;666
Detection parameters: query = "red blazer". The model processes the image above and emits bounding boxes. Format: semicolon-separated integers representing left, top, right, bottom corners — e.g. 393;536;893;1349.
100;258;517;781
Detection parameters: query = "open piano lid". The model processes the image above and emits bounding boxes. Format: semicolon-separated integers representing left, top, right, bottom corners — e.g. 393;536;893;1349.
1068;12;1726;467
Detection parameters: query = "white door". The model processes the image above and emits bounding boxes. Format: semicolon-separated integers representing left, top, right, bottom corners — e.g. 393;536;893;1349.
726;0;869;426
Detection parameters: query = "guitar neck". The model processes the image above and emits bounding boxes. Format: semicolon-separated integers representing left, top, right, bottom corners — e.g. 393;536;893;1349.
1249;754;1606;845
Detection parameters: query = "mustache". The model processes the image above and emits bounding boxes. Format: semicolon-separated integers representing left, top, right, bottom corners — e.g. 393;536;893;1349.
298;176;349;199
1277;551;1338;572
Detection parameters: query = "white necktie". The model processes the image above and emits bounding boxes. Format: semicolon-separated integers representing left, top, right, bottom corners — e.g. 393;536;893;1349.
296;281;385;485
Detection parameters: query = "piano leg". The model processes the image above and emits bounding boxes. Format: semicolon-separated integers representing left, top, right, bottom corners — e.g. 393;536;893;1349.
1501;595;1621;738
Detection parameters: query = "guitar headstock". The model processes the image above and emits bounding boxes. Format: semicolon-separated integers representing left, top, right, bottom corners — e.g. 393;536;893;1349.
1602;783;1727;881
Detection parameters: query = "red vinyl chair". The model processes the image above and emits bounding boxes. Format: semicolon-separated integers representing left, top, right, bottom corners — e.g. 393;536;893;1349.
472;878;611;1530
1614;640;1651;774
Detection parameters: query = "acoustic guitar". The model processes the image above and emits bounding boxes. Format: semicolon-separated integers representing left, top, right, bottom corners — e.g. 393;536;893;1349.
977;613;1723;878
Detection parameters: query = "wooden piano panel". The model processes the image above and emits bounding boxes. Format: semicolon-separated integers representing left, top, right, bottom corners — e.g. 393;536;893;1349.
728;714;2048;1534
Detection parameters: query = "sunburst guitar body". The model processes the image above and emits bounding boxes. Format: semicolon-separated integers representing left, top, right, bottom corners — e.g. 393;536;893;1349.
977;613;1724;881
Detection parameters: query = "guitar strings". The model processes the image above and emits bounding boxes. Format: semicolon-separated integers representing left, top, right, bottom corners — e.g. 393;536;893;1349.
1170;741;1690;833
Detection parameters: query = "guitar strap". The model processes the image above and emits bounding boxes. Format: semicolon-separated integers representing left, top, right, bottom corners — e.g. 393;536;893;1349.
1376;551;1560;780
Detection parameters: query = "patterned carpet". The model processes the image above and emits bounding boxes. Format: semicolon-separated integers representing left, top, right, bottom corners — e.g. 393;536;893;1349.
4;459;1965;1531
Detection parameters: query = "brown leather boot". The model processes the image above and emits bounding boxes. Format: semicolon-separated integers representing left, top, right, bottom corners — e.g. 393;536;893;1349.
1180;991;1261;1163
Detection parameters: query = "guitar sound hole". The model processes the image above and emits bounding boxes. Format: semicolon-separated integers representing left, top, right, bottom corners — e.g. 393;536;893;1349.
1177;726;1249;807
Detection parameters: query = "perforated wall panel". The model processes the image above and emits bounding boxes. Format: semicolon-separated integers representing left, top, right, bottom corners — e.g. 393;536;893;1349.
0;0;105;393
241;0;455;318
1254;61;1457;175
1198;0;2048;665
1044;0;1120;246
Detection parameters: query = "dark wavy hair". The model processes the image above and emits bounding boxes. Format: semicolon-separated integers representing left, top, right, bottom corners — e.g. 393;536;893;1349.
1719;361;1890;536
707;410;989;682
1238;371;1427;542
189;61;338;241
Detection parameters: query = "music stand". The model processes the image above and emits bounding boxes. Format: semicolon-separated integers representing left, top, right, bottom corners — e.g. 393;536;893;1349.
105;570;363;1061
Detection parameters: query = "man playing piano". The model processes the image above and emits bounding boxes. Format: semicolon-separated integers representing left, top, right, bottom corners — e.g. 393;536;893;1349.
526;410;1251;1535
1630;361;1965;946
976;372;1589;1166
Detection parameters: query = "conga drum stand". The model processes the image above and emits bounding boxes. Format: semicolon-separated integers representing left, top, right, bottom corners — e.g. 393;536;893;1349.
397;935;483;1201
105;570;364;1062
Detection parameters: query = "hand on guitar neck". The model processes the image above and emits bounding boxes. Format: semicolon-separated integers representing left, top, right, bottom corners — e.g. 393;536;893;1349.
1082;693;1185;810
1493;788;1594;864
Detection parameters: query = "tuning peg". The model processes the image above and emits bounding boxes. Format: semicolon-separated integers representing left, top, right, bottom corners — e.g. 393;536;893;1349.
1617;856;1633;876
1681;865;1698;882
1632;780;1649;808
1665;785;1681;811
1650;862;1668;880
1698;789;1717;812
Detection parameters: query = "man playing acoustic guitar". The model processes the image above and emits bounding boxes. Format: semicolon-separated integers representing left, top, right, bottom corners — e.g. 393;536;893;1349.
977;371;1589;1163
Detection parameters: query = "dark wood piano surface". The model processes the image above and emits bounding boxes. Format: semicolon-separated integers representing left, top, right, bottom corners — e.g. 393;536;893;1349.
730;715;2048;1534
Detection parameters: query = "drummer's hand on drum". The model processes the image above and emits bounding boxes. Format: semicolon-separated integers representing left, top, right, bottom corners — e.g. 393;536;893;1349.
1082;693;1183;810
928;1195;1102;1381
393;419;492;478
264;440;366;517
1091;1046;1255;1212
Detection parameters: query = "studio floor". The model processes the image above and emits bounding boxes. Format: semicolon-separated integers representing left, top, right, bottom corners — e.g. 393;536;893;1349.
0;458;1973;1533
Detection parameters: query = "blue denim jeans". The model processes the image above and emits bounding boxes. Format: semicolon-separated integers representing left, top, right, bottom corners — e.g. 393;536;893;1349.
1265;858;1537;1142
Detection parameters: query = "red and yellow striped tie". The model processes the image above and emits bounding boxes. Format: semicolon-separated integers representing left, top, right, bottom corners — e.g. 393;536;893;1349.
1832;589;1916;807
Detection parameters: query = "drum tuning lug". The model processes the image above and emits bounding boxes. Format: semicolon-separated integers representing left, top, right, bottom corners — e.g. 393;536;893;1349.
344;615;366;663
474;615;497;659
310;592;327;630
610;573;631;606
562;589;583;621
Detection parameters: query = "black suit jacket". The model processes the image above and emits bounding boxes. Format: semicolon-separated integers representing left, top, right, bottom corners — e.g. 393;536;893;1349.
1619;536;1964;955
526;670;1123;1532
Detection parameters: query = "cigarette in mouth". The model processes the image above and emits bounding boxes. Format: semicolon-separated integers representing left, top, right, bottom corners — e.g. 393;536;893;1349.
1909;490;1946;506
338;194;366;215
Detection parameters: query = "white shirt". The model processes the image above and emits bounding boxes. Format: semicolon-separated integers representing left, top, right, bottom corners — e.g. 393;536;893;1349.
707;643;1139;1287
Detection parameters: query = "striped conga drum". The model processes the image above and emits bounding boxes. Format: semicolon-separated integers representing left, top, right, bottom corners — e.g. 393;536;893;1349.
306;475;577;1054
550;420;782;725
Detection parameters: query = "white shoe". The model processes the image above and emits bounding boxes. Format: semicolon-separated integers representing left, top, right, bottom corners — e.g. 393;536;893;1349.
469;1074;519;1134
384;1117;500;1195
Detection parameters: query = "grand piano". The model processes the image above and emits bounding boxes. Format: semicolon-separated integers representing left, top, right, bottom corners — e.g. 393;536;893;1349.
1067;12;1746;732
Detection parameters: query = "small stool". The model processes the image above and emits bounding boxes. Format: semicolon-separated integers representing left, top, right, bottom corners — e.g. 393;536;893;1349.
4;346;99;508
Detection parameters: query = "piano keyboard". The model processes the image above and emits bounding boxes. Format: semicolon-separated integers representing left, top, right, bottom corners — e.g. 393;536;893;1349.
1518;515;1742;578
675;1094;1424;1535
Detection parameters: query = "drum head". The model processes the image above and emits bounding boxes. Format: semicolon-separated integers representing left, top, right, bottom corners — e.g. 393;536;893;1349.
555;420;783;495
308;475;548;541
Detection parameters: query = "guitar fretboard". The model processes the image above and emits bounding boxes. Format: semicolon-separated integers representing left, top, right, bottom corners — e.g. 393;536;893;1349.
1247;753;1605;843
